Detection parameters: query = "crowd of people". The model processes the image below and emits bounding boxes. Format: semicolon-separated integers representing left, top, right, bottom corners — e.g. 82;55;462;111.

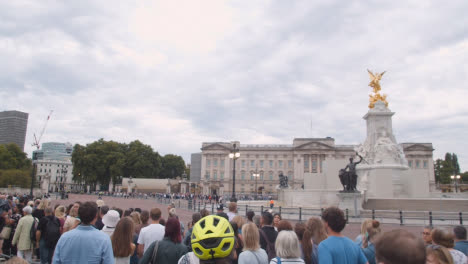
0;193;467;264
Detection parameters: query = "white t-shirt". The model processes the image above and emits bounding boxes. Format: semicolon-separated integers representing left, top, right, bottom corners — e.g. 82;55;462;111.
227;212;236;222
137;223;165;253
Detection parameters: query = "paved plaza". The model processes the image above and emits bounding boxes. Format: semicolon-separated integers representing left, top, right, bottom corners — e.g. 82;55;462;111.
51;194;430;239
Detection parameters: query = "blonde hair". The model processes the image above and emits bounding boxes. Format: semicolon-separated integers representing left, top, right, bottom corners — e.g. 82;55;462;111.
38;198;49;210
130;212;141;225
55;205;66;218
360;219;373;237
426;245;454;264
232;215;245;230
275;230;301;259
242;223;260;251
432;228;455;248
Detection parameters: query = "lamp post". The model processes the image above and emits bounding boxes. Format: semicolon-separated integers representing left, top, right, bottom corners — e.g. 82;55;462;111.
252;170;260;200
451;175;461;193
229;143;240;202
128;176;133;194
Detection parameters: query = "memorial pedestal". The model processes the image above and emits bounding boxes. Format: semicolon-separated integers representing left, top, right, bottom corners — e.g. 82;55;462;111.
337;192;363;217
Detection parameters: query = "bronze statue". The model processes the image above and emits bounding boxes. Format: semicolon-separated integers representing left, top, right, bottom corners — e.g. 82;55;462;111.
278;173;289;188
339;153;363;192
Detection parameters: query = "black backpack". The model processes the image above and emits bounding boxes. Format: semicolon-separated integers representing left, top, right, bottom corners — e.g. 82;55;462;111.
259;229;276;260
30;217;39;242
44;217;61;248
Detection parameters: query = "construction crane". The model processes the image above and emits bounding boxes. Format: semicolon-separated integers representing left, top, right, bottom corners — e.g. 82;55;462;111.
32;110;53;150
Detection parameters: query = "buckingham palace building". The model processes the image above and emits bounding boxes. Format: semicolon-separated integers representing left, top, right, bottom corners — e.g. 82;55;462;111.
191;137;435;197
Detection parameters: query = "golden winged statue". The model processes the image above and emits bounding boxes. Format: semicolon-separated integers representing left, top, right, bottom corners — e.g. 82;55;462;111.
367;69;388;108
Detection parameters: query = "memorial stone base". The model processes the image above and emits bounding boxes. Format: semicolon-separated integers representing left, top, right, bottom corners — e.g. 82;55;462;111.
337;192;363;217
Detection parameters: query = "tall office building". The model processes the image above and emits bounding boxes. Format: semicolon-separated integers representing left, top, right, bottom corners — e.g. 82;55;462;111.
0;110;29;151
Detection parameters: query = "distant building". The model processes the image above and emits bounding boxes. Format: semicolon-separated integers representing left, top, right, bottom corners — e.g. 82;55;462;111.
190;153;202;183
34;142;76;192
0;110;29;151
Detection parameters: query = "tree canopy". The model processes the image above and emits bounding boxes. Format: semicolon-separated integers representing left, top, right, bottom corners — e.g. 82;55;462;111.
72;139;185;188
434;153;462;184
0;143;32;188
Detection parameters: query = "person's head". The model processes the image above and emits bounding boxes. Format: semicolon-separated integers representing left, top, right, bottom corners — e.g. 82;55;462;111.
100;205;110;217
275;230;302;259
23;205;32;215
78;201;99;225
123;209;132;217
111;217;135;258
159;218;166;226
273;213;282;227
453;225;467;241
321;207;346;233
228;202;237;213
114;208;123;218
0;200;11;217
140;210;149;225
55;205;66;219
432;228;455;249
246;210;255;222
38;198;49;210
44;207;53;216
192;215;234;260
70;202;81;217
200;208;210;218
277;220;293;233
294;222;306;241
360;219;373;236
232;215;245;231
192;212;201;225
375;229;426;264
103;210;120;228
253;215;261;228
134;208;142;213
216;204;224;213
423;225;434;244
426;245;454;264
305;217;328;245
242;222;260;251
129;212;141;226
362;220;381;248
164;217;182;243
169;208;177;218
261;211;273;226
150;208;162;221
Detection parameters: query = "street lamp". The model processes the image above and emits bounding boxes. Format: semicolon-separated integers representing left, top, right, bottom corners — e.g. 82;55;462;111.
229;143;240;202
252;170;260;200
451;175;461;193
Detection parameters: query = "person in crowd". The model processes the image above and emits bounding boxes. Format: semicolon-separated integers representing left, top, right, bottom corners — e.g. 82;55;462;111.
3;203;22;256
54;206;66;233
101;209;120;237
52;201;114;264
238;222;268;264
305;217;327;245
111;216;135;264
114;208;123;218
230;221;243;264
361;220;381;264
318;207;367;264
216;204;225;215
12;206;35;262
36;207;61;264
355;219;373;246
431;228;467;264
259;211;278;260
95;205;109;230
426;244;454;264
137;208;165;257
295;221;318;264
140;217;187;264
178;215;235;264
139;210;150;231
453;226;468;256
129;212;141;233
200;209;210;218
269;230;305;264
375;229;426;264
32;198;49;222
184;212;201;251
63;202;80;233
273;213;281;232
124;209;132;217
169;208;185;237
159;218;166;226
253;215;261;228
227;202;237;221
247;210;255;223
0;199;12;255
277;220;293;233
232;215;245;236
423;225;434;246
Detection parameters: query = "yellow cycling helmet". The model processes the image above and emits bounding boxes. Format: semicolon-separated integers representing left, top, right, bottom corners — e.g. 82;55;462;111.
191;215;234;260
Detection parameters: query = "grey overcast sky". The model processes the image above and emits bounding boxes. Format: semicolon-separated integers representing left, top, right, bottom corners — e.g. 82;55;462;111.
1;1;468;170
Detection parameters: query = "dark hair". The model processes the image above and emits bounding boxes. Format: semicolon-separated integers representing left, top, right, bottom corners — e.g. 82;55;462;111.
261;211;273;225
294;222;306;241
454;225;467;240
100;205;109;215
44;207;53;215
111;217;135;257
192;212;201;225
246;210;255;221
200;209;210;218
135;208;142;213
78;202;98;225
124;209;132;217
150;208;162;221
321;207;346;233
217;212;229;221
363;220;381;248
375;229;426;264
159;218;166;226
164;217;181;243
277;220;293;233
432;228;455;248
140;210;149;224
67;204;74;215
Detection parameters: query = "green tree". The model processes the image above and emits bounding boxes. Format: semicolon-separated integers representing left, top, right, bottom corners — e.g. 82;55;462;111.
0;169;31;188
161;154;186;179
0;143;32;187
123;140;162;179
435;153;461;184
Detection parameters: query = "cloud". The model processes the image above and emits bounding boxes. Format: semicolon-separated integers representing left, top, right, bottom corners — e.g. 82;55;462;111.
1;0;468;171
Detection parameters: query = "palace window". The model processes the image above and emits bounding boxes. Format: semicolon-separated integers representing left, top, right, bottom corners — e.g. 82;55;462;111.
416;160;420;168
423;160;428;169
269;160;273;168
220;171;224;179
288;160;293;168
220;159;225;167
205;171;210;180
269;171;273;180
260;160;264;168
288;171;293;180
213;159;218;167
304;155;310;173
213;171;217;180
241;160;246;168
241;171;246;180
260;171;264;180
206;159;211;167
408;160;413;168
278;160;283;168
312;159;317;173
251;160;255;167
